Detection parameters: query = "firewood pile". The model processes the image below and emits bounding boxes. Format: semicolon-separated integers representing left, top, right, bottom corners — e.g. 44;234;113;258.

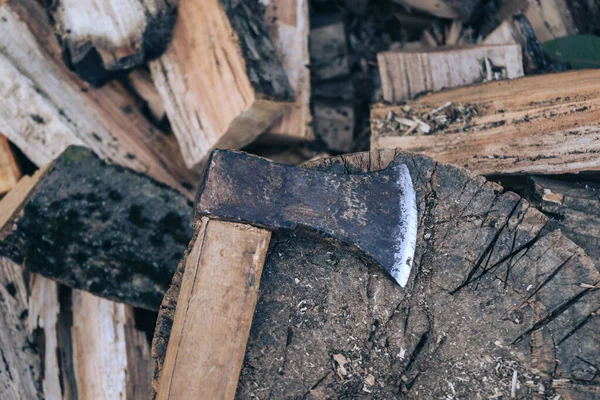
0;0;599;399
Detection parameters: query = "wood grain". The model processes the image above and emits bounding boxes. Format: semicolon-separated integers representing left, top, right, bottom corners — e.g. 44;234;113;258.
150;0;293;170
157;218;271;400
0;0;196;196
0;136;20;195
265;0;313;140
371;69;600;175
378;44;524;103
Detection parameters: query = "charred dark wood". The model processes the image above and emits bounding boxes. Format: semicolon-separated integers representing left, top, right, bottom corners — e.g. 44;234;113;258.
0;146;193;311
153;150;600;399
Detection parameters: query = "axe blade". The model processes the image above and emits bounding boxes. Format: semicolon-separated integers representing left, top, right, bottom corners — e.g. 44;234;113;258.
196;150;418;286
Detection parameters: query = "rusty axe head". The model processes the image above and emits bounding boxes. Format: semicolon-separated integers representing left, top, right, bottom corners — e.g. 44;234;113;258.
195;150;418;286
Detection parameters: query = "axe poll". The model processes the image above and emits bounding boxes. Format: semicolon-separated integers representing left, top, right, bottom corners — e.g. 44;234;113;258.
156;150;418;399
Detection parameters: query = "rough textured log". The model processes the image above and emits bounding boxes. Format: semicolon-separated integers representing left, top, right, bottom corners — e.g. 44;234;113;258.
153;149;600;399
0;146;193;311
126;67;167;121
156;218;271;399
378;44;524;103
392;0;480;20
371;70;600;176
526;177;600;270
264;0;313;140
313;99;355;153
309;13;350;82
47;0;177;86
149;0;293;170
0;257;152;399
0;135;20;196
0;0;196;196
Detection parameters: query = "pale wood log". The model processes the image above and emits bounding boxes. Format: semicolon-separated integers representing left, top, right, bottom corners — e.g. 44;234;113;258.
0;257;152;399
392;0;480;20
156;218;271;399
377;44;524;103
523;0;579;43
526;177;600;270
309;13;350;82
371;70;600;175
126;68;166;121
264;0;313;140
149;0;293;170
0;0;197;196
153;149;600;398
0;136;20;195
0;146;193;311
47;0;177;86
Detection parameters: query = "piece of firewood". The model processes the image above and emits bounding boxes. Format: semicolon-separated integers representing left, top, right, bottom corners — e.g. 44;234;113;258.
149;0;293;170
156;218;271;399
126;68;167;121
264;0;313;140
313;99;355;153
46;0;177;86
526;177;600;269
0;257;152;399
153;149;600;399
377;44;524;103
0;146;193;311
309;13;350;82
523;0;580;43
392;0;480;20
0;0;196;196
371;70;600;175
0;135;21;196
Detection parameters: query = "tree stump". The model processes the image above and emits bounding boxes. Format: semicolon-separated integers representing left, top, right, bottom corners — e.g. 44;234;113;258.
152;150;600;399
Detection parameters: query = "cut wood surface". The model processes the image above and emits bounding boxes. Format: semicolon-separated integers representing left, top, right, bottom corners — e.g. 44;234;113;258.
153;149;600;399
126;68;166;121
47;0;177;86
0;136;20;195
526;177;600;270
0;0;197;196
156;218;271;399
264;0;313;140
0;257;152;399
371;70;600;175
378;44;524;103
0;146;193;311
313;99;355;152
523;0;579;43
150;0;293;170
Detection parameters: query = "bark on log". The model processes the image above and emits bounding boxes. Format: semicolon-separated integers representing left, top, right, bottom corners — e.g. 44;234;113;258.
149;0;293;170
309;13;350;82
0;146;193;311
47;0;178;86
152;149;600;399
0;0;197;196
526;177;600;271
371;70;600;176
378;44;524;103
0;257;152;399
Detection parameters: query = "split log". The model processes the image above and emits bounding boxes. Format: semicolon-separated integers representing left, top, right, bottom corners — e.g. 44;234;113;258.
264;0;313;140
0;0;197;196
126;68;167;122
0;257;152;399
152;149;599;399
392;0;480;20
0;146;193;311
46;0;177;86
526;177;600;270
377;44;524;103
371;69;600;176
523;0;580;43
149;0;293;170
0;136;21;196
309;13;350;82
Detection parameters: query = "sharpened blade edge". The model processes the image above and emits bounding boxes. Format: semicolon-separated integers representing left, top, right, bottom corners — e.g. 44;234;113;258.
392;164;418;287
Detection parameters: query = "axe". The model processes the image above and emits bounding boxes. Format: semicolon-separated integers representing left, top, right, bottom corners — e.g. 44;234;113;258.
156;150;418;399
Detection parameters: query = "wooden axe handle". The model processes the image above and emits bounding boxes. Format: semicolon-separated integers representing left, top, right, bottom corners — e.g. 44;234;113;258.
157;217;271;400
